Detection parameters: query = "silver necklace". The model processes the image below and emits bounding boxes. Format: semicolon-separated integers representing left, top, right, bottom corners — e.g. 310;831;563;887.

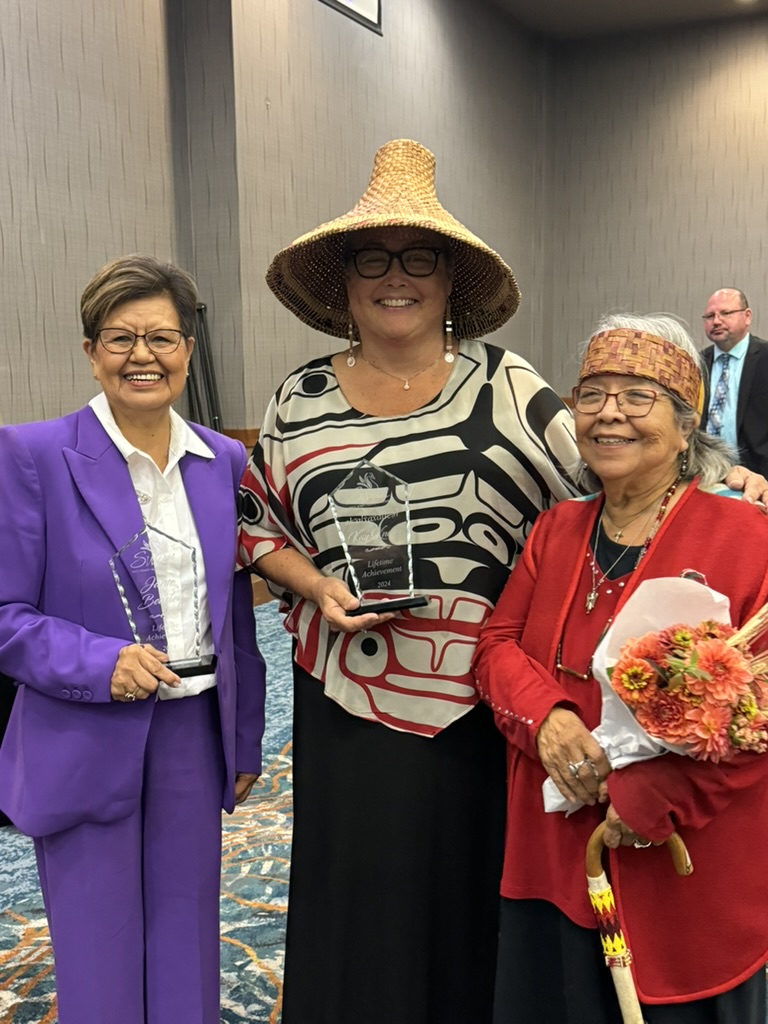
585;528;635;613
359;349;444;391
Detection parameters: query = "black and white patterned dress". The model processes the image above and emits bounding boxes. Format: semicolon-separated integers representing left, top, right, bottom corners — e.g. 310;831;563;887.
238;340;579;1024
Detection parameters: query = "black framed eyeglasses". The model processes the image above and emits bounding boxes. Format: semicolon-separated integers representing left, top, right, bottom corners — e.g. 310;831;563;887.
347;247;446;279
571;385;664;418
701;308;747;322
96;329;186;354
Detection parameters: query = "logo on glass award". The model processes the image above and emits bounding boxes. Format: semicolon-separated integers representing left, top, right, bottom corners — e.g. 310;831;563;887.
328;461;428;616
109;525;216;678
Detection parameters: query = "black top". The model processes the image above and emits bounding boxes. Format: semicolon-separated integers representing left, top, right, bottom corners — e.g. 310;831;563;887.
591;519;641;579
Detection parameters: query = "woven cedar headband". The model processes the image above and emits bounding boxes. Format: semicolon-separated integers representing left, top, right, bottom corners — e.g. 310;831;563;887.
579;329;704;413
265;139;521;340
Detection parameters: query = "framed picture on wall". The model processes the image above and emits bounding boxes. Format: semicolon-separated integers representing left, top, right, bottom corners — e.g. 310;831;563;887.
318;0;382;35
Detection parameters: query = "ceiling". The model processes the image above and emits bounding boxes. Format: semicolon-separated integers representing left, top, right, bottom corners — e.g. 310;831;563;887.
489;0;768;39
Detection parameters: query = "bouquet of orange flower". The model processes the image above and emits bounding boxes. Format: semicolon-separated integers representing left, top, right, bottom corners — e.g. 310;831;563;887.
543;577;768;813
608;616;768;763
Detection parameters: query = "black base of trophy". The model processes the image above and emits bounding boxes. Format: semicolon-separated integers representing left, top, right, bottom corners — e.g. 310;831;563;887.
346;596;429;617
167;654;218;678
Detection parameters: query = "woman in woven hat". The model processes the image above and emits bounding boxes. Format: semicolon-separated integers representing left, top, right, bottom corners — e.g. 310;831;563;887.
238;143;766;1023
238;138;580;1023
473;313;768;1023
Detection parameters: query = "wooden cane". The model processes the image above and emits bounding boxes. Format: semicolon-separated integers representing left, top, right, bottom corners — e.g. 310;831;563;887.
585;822;693;1024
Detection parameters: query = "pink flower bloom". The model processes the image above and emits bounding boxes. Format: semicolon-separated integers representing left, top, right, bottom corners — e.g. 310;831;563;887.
635;689;690;743
685;705;733;762
624;633;666;662
658;625;696;653
687;639;753;703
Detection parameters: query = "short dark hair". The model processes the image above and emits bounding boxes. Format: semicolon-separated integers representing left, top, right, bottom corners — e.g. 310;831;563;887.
80;254;198;340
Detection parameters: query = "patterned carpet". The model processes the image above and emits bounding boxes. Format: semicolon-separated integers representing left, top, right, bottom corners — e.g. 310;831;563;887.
0;602;292;1024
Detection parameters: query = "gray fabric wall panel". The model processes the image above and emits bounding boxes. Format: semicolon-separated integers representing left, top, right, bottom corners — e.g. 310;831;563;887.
1;0;178;423
549;21;768;395
170;0;247;426
3;1;767;427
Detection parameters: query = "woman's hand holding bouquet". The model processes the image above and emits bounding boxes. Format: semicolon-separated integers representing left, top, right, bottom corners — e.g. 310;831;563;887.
543;577;768;813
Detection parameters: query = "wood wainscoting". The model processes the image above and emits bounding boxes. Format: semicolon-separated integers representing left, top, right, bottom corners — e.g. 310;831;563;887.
225;427;260;450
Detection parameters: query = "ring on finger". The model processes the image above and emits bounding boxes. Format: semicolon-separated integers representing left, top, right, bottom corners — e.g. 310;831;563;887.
567;759;588;777
586;757;601;782
124;687;139;702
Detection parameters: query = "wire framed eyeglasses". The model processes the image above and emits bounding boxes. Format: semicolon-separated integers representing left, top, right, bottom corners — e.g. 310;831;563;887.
701;309;747;322
96;329;186;355
571;385;664;418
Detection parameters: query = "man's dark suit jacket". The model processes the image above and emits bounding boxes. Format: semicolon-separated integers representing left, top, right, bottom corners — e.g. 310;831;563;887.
700;334;768;476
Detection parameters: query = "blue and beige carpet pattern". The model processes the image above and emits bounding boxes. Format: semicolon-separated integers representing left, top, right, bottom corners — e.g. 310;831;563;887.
0;602;292;1024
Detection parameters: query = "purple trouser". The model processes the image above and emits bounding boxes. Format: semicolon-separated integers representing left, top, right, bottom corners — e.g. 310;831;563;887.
35;689;225;1024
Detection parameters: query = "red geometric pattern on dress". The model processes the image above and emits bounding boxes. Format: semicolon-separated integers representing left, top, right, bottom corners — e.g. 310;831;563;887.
237;343;580;735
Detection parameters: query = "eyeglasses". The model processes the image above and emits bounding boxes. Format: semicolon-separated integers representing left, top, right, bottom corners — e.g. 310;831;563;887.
571;385;663;417
701;309;747;322
347;247;446;279
96;329;186;354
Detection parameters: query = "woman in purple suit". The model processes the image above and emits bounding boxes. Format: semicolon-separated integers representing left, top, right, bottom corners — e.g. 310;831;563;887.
0;255;266;1024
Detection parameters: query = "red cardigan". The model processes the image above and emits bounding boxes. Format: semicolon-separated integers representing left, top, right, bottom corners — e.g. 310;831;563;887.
472;483;768;1003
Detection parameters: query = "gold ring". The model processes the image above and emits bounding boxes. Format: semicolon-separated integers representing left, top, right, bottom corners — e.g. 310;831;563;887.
124;688;138;702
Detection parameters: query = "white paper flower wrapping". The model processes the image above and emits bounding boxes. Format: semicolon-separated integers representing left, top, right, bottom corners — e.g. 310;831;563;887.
542;577;732;814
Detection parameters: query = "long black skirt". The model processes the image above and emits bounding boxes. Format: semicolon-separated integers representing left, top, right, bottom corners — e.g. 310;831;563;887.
493;898;766;1024
281;665;507;1024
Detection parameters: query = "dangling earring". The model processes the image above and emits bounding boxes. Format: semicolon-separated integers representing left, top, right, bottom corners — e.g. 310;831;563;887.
346;321;357;367
443;302;454;363
680;448;689;476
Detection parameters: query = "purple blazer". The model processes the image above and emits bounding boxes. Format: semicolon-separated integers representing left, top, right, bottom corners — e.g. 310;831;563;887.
0;406;265;838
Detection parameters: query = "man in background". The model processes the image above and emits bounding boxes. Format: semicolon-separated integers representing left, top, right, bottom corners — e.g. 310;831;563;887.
700;287;768;475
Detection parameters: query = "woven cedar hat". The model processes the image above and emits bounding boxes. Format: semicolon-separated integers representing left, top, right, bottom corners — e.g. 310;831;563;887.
265;139;521;340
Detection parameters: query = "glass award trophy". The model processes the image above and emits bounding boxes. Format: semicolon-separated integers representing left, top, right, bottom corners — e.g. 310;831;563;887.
328;461;428;616
109;525;217;677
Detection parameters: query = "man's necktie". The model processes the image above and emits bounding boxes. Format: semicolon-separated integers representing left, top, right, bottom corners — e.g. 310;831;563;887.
706;353;731;437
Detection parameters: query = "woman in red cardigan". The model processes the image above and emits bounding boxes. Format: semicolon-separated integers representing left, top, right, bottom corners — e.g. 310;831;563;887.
472;313;768;1024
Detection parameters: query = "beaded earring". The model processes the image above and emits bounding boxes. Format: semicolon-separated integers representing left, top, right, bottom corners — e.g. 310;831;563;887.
444;302;454;363
346;321;357;367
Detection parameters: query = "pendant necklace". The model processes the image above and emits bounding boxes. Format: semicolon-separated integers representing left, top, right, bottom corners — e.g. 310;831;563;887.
601;491;669;542
585;475;681;614
359;349;444;391
584;531;632;614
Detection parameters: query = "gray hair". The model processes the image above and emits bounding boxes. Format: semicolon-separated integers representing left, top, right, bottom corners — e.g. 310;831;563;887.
573;312;736;491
